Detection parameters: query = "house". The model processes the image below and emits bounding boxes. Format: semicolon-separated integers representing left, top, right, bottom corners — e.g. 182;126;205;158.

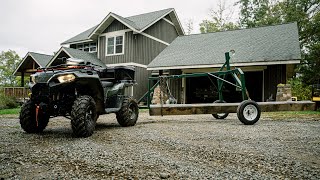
147;23;301;103
59;8;184;100
13;9;300;104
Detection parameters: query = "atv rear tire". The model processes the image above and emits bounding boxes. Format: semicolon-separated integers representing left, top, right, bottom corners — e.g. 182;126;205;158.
20;100;49;133
116;97;139;127
71;95;97;137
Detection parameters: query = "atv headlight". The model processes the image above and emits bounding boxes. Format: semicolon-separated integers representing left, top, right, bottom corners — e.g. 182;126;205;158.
57;74;75;83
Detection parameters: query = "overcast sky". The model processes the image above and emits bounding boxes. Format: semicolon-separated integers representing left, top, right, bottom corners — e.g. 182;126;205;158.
0;0;238;58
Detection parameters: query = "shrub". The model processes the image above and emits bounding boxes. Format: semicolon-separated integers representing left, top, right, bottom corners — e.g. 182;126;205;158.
0;93;19;110
288;78;312;100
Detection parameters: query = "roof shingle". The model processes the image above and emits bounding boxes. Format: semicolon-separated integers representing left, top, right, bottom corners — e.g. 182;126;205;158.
29;52;53;67
62;47;106;67
61;8;174;45
148;23;301;69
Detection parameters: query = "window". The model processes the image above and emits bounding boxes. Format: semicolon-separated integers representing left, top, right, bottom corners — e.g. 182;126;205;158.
107;35;124;55
76;42;97;53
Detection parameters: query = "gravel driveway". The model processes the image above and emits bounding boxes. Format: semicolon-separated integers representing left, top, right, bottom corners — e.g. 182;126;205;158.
1;112;319;179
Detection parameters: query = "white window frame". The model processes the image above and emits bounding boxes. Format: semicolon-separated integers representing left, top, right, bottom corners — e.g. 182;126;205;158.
104;31;125;56
76;42;97;53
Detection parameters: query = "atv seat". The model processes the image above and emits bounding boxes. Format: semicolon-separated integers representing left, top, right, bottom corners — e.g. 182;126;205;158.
101;81;113;88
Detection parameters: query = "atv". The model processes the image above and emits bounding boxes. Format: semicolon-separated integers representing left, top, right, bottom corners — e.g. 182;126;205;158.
19;58;139;137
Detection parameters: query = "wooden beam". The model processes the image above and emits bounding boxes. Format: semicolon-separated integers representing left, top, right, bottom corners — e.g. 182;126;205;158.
149;101;316;116
21;72;24;87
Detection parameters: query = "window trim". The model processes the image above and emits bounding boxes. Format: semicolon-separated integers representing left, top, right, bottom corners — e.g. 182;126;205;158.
104;32;125;57
76;42;97;53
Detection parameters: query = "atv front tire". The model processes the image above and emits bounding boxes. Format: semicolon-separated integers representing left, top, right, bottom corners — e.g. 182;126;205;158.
116;97;139;127
71;95;97;137
20;100;49;133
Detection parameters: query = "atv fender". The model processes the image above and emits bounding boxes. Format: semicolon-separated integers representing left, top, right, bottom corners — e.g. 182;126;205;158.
75;78;104;114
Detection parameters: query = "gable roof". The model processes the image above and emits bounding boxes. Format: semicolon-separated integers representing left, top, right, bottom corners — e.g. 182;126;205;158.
47;47;106;67
61;25;98;45
13;52;53;75
28;52;53;67
61;8;184;45
148;23;301;70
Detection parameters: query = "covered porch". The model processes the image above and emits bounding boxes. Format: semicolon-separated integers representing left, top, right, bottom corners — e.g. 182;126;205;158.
13;52;53;87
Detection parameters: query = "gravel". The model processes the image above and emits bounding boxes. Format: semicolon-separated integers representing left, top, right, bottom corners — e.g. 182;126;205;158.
0;112;319;179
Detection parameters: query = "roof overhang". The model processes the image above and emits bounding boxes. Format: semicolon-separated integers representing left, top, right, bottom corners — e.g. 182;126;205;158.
46;47;73;67
61;39;94;46
89;9;184;39
147;60;301;71
13;53;43;76
138;9;185;35
89;13;137;40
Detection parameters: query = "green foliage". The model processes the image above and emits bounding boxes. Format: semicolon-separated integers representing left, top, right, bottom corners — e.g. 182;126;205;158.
199;1;239;33
0;108;20;115
0;50;22;87
288;77;312;100
237;0;283;28
0;93;19;110
236;0;320;85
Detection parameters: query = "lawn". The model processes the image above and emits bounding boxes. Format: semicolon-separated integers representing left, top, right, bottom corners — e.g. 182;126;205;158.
0;108;20;115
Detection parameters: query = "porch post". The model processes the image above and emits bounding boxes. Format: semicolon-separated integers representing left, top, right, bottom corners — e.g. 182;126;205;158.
21;72;24;87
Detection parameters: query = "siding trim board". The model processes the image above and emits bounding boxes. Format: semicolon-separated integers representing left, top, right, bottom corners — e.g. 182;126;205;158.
100;29;132;37
148;60;301;70
163;18;175;26
140;32;170;46
139;9;174;32
106;62;148;68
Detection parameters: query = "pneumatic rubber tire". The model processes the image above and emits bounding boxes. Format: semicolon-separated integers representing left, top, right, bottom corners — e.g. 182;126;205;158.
71;95;97;137
20;100;49;133
116;97;139;127
212;100;229;119
237;100;261;125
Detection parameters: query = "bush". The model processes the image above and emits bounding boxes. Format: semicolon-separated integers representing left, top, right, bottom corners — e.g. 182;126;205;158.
288;78;312;100
0;93;19;110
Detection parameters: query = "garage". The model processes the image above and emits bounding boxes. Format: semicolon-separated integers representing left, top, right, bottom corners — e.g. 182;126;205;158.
185;71;263;104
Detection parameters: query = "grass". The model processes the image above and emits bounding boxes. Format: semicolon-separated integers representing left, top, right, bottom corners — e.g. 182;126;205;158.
266;110;320;115
263;110;320;120
0;108;20;115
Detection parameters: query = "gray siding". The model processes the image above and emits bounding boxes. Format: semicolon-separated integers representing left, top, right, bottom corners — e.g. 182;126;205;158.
134;67;152;100
144;19;178;44
103;20;128;33
99;31;168;65
97;18;179;100
98;32;168;100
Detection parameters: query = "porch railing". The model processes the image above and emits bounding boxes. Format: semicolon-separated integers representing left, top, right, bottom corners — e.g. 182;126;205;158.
1;87;30;100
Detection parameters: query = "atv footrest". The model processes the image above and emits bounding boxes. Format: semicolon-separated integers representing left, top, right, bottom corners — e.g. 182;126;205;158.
105;108;121;114
101;81;113;88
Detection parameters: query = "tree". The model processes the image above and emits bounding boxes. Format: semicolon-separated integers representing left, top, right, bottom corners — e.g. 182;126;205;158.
279;0;320;85
0;50;21;87
237;0;283;28
200;0;239;33
185;19;194;35
237;0;320;85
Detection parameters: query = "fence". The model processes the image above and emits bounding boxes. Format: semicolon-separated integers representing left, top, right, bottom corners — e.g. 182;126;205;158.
1;87;30;101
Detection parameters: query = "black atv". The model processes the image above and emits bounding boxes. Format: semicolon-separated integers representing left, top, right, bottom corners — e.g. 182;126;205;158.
19;58;139;137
